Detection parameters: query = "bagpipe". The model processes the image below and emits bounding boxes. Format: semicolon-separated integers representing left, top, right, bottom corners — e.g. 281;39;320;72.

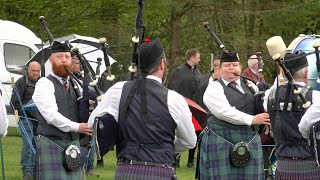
266;36;311;109
128;0;145;80
266;36;320;165
286;37;320;167
203;22;265;114
93;0;147;160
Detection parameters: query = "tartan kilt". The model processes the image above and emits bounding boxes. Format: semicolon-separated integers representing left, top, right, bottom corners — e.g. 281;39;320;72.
276;159;320;180
114;164;176;180
34;135;81;180
198;124;264;180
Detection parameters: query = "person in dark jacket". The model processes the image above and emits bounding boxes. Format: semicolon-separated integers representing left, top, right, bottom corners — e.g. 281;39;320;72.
167;48;202;168
11;61;40;180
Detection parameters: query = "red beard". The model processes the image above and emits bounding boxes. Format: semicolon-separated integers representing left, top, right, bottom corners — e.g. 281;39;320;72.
52;62;70;78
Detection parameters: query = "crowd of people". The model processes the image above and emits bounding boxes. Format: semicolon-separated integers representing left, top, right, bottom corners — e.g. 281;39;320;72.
1;36;320;180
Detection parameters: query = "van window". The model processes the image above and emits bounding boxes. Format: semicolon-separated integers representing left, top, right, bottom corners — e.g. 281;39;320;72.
4;43;35;74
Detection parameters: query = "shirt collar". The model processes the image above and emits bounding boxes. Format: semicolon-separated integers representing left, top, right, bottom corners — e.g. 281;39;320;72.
249;67;259;76
51;72;69;84
185;62;195;69
146;75;162;84
294;81;306;86
222;78;241;87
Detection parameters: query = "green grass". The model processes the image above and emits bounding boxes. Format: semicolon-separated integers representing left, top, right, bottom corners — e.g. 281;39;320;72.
0;132;197;180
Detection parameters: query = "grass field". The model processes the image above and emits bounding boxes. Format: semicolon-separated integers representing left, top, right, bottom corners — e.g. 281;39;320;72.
0;128;197;180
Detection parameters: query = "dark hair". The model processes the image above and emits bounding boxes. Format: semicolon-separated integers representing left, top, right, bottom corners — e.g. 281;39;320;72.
185;48;200;61
212;55;221;62
148;53;165;75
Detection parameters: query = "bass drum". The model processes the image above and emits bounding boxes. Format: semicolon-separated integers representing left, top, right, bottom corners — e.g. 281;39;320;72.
288;34;320;90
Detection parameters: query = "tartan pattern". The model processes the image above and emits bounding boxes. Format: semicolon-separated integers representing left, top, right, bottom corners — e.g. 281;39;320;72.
114;164;176;180
34;135;81;180
198;124;264;180
276;159;320;180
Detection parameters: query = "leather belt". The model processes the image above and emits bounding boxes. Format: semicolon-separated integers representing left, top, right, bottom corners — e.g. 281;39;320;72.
278;156;314;160
118;158;172;168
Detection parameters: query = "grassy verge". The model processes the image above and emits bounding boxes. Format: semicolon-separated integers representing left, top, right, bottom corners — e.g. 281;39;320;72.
0;135;196;180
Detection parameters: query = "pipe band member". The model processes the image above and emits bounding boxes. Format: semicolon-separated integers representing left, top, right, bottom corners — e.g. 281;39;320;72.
88;39;196;180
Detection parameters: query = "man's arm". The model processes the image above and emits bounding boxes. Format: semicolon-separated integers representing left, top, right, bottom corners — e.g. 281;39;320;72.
168;90;196;153
0;94;8;137
299;90;320;138
33;77;79;133
204;81;254;125
204;81;269;126
88;81;125;129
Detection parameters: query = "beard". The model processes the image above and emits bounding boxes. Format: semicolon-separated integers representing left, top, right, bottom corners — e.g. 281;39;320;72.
52;62;71;78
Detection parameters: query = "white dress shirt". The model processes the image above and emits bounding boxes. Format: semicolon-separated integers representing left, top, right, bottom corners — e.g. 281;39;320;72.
208;76;215;85
0;93;8;137
88;75;197;153
203;78;258;126
32;73;79;133
299;89;320;138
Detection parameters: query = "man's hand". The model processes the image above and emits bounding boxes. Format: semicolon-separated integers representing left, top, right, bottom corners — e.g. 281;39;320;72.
212;71;220;80
78;123;93;136
252;113;270;125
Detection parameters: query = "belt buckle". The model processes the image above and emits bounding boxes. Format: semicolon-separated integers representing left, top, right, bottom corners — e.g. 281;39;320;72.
130;160;133;165
292;157;298;160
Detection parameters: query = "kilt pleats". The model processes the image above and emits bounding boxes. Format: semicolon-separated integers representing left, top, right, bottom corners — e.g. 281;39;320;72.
34;135;81;180
276;159;320;180
114;163;176;180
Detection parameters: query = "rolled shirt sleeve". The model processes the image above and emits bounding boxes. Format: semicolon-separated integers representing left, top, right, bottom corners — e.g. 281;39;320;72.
204;80;254;126
299;90;320;139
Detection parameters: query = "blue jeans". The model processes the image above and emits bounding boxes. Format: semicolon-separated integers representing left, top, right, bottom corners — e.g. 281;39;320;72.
80;145;95;171
19;119;37;176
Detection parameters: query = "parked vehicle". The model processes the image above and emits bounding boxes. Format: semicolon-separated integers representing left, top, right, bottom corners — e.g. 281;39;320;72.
0;19;41;127
288;34;320;90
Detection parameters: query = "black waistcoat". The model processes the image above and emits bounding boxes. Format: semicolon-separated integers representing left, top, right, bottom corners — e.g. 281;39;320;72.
267;84;312;158
37;75;79;141
117;79;176;164
207;78;256;130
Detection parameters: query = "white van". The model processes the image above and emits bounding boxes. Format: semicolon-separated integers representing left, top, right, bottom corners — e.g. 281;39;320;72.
0;19;41;127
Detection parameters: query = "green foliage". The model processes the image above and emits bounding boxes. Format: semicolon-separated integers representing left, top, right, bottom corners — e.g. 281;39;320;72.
1;0;320;82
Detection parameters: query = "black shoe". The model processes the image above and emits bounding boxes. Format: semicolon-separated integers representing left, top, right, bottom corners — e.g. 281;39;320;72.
96;159;104;168
173;161;180;168
22;174;33;180
173;154;181;168
87;170;100;177
187;162;194;168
